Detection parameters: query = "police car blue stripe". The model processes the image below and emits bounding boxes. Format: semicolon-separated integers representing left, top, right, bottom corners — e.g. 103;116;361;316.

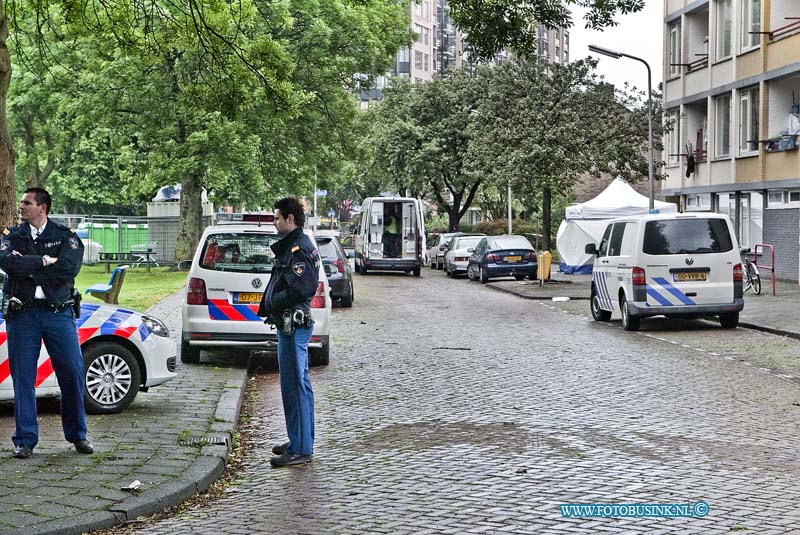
646;286;673;306
234;305;261;322
99;310;134;335
76;304;101;328
652;277;696;305
207;301;228;321
138;322;152;341
598;272;612;310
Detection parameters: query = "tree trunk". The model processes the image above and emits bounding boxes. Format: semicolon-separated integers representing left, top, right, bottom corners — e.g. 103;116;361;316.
447;191;462;231
0;6;16;228
175;174;204;261
542;186;552;251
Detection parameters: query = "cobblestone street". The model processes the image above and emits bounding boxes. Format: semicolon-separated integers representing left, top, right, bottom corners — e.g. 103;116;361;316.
137;271;800;534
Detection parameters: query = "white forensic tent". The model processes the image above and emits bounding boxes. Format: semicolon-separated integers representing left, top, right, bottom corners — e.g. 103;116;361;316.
557;179;678;274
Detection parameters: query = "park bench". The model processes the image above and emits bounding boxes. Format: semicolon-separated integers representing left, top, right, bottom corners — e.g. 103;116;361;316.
85;265;128;304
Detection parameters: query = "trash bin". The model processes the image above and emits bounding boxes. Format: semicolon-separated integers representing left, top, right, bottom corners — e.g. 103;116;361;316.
538;250;552;281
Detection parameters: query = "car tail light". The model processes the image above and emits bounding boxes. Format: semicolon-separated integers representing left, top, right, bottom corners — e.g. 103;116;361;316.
524;252;537;261
334;258;345;273
311;282;326;308
187;277;208;305
632;267;646;286
733;263;743;282
486;253;500;263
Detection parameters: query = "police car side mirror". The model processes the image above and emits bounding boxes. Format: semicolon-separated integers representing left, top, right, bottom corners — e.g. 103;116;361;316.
585;243;598;256
467;248;474;252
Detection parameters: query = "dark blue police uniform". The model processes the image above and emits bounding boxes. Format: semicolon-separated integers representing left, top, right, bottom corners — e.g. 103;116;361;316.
258;227;320;457
0;219;87;452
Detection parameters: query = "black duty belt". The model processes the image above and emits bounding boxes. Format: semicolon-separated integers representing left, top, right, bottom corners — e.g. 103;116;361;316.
30;299;72;312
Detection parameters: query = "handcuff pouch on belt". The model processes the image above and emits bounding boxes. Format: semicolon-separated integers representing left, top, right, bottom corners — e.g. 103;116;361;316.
1;296;22;318
280;309;312;335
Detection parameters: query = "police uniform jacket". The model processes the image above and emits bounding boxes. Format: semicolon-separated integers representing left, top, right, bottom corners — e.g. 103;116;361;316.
257;227;320;323
0;219;84;305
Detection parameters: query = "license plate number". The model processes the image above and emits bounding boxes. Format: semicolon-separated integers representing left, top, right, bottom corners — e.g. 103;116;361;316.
234;292;262;304
505;256;521;263
674;272;707;282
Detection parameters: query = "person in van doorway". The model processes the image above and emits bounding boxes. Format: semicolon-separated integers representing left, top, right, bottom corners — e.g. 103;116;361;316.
0;187;93;459
383;207;402;258
257;197;320;467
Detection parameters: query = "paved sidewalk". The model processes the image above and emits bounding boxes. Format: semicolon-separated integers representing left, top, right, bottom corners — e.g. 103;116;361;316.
0;290;247;535
487;269;800;338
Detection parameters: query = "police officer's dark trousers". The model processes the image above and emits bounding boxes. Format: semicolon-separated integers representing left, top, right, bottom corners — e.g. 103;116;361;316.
276;324;315;456
6;306;88;449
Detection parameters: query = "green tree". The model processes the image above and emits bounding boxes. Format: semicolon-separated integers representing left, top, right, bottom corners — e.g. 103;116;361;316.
469;58;662;250
446;0;644;60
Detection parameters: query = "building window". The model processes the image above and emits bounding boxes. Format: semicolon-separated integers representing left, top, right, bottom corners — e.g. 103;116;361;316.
667;109;681;165
423;0;430;19
740;0;761;51
767;190;800;208
397;47;410;63
423;53;429;72
414;1;421;16
670;22;682;77
414;50;423;70
715;94;731;157
538;25;549;58
685;194;711;211
715;0;732;60
739;87;759;154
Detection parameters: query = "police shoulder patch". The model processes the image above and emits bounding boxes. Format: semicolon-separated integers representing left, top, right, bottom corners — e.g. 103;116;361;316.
68;236;79;249
2;229;9;236
0;242;7;251
292;262;305;276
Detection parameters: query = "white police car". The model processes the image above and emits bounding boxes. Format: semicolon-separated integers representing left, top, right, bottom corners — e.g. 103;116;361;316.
586;213;744;331
0;278;177;413
181;216;332;365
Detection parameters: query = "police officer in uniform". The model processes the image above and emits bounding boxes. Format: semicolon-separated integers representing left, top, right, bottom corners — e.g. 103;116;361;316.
0;188;93;459
258;197;320;467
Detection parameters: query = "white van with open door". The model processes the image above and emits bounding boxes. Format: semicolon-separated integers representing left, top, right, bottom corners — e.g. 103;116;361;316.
586;213;745;331
353;196;426;276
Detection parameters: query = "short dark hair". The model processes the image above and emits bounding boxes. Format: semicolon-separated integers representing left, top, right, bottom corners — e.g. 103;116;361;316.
273;197;305;227
24;187;51;214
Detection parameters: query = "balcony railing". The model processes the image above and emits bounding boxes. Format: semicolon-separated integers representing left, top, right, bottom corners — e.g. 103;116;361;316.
686;54;709;73
760;134;799;152
770;17;800;41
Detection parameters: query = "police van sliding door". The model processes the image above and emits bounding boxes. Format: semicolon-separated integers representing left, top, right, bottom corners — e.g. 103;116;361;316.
592;224;615;312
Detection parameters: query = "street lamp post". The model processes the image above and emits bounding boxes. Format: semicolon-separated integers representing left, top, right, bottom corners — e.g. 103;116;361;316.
588;45;655;211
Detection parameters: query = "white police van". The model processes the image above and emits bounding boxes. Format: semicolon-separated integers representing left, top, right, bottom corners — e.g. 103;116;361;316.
586;213;745;331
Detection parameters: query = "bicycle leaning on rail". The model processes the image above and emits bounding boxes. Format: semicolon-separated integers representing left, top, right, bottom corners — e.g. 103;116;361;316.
740;247;761;295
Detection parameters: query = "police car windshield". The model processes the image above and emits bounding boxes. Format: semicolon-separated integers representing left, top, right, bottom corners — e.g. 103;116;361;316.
643;219;734;255
200;233;279;272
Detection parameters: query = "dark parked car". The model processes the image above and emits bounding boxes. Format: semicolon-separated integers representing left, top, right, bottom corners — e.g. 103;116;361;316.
467;235;538;284
317;236;354;307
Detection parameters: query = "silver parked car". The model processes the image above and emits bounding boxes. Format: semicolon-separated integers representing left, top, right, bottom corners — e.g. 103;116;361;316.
445;234;485;277
428;232;462;270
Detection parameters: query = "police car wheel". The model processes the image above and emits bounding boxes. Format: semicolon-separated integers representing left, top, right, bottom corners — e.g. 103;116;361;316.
719;312;739;329
591;286;612;322
83;342;141;414
341;282;354;308
310;344;330;366
620;295;640;332
181;338;201;364
479;266;489;284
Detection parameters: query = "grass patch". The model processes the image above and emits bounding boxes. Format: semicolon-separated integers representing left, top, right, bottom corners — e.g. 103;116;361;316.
76;265;187;311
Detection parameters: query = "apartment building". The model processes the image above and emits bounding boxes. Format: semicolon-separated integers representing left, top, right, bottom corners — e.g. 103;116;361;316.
662;0;800;280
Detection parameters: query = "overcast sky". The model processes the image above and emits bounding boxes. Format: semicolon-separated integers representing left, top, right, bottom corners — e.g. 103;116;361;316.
569;3;663;92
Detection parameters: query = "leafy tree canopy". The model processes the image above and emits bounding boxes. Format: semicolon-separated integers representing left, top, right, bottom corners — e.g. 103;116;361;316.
446;0;645;60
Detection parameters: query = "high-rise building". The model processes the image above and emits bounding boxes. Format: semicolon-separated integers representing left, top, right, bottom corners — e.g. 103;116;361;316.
357;1;569;107
661;0;800;281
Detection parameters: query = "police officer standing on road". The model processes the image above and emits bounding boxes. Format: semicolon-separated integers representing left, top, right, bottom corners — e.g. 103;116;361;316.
0;188;93;459
258;197;320;467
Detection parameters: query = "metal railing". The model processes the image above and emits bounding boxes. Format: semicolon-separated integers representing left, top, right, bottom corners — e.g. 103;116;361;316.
753;243;776;296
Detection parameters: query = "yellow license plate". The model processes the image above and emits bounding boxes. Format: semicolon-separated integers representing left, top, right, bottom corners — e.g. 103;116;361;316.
675;272;707;282
234;292;262;304
505;256;521;263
